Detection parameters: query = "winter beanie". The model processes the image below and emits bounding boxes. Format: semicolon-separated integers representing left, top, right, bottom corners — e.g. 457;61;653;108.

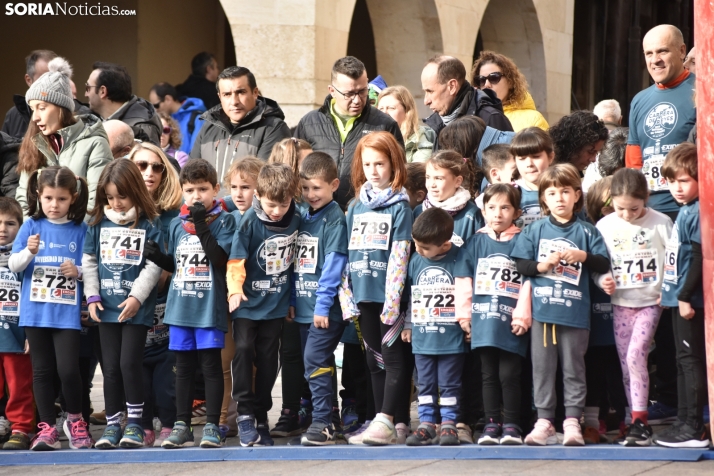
25;57;74;112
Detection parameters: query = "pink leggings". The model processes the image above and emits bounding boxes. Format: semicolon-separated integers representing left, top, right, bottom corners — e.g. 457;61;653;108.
612;305;662;412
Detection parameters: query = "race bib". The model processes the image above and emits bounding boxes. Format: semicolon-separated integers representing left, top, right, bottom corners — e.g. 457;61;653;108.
146;303;168;345
642;155;668;192
663;240;678;283
349;213;392;251
0;279;20;316
30;266;77;305
175;245;211;282
611;249;658;289
538;239;582;286
100;228;145;266
474;257;521;299
263;232;297;276
294;235;319;274
411;285;456;323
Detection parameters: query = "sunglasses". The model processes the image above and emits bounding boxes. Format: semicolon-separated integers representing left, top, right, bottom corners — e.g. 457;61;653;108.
134;161;166;173
477;72;504;88
162;126;171;134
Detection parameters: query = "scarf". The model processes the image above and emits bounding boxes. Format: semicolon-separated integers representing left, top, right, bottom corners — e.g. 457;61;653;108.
104;206;137;226
423;187;472;216
179;200;224;235
476;224;521;242
359;183;409;210
252;196;296;232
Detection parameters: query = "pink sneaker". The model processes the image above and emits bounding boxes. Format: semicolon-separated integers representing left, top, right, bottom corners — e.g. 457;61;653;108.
31;422;60;451
144;429;156;447
155;427;172;447
563;417;584;446
525;418;558;446
64;418;94;449
395;423;410;445
361;415;397;446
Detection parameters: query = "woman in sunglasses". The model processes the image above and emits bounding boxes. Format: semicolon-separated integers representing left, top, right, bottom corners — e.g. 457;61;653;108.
470;51;549;133
158;113;190;168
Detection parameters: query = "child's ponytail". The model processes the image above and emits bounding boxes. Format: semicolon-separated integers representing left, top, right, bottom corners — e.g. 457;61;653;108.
71;176;89;224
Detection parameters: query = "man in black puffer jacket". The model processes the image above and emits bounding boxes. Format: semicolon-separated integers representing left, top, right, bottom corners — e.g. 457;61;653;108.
295;56;403;207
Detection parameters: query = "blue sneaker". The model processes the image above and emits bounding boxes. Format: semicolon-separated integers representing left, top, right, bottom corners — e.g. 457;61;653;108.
341;399;360;434
647;402;678;425
255;422;274;446
95;425;122;449
237;415;260;447
200;423;222;448
298;398;313;431
119;423;144;448
161;421;195;448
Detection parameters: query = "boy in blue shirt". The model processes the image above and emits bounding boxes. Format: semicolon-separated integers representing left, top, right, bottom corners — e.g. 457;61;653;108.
402;208;465;446
143;158;236;449
227;163;301;446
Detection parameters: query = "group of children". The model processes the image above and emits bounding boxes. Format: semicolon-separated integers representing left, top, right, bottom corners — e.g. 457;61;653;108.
0;126;707;452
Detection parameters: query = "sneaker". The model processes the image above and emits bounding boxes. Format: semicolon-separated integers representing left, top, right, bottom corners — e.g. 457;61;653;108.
655;423;710;448
525;418;558;446
474;416;486;431
395;423;410;445
191;400;207;425
255;422;274;446
301;422;337;446
95;425;122;449
119;423;145;448
347;420;371;445
0;417;9;437
56;411;68;441
500;424;524;445
298;398;313;431
153;417;162;432
200;423;223;448
65;418;93;449
237;415;260;447
90;409;107;425
361;414;397;446
406;423;437;446
155;427;172;447
456;423;474;444
647;401;678;425
270;409;301;437
3;431;30;450
144;429;156;447
341;399;360;434
624;419;653;447
30;422;60;451
583;426;601;445
477;420;502;445
562;417;584;446
439;423;460;446
161;421;195;448
615;421;628;445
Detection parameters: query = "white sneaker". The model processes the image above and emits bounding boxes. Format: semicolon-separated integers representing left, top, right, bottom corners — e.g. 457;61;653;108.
361;414;397;446
562;417;585;446
153;417;162;432
0;416;9;437
524;418;558;446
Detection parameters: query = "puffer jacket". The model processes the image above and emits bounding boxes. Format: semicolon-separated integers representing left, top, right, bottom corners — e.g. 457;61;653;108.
405;125;436;163
0;132;20;198
190;96;290;182
16;114;112;216
172;97;206;154
106;95;163;146
503;92;549;132
294;95;404;207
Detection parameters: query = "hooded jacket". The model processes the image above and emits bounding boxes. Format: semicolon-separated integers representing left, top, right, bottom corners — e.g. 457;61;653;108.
424;82;513;150
172;97;206;154
105;95;163;146
190;96;290;183
176;74;220;110
16;114;112;216
2;94;91;139
0;132;20;198
503;92;549;132
294;95;404;207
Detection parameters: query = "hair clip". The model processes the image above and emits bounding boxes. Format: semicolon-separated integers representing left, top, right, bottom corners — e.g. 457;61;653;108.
463;157;468;163
510;181;520;189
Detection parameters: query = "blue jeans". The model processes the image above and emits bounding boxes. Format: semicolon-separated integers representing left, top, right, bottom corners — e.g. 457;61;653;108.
415;353;465;424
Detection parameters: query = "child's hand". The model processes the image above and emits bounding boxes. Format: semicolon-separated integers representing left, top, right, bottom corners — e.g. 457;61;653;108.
286;306;295;322
314;315;329;328
27;234;40;254
59;259;78;278
23;339;29;354
459;320;472;342
511;324;527;336
537;252;561;273
560;249;587;264
188;202;207;224
401;328;411;343
89;302;103;322
229;293;248;312
117;296;140;322
678;300;695;320
601;276;616;295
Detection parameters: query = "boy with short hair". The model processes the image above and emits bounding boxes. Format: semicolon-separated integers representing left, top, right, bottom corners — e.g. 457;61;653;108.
0;197;33;450
655;142;709;448
401;207;465;446
227;163;301;446
288;152;350;446
482;144;517;184
144;158;236;449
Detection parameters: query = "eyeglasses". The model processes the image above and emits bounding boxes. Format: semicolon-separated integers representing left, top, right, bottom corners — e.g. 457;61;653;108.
331;85;369;101
162;126;171;134
477;72;504;88
152;100;163;109
85;83;100;93
134;160;166;173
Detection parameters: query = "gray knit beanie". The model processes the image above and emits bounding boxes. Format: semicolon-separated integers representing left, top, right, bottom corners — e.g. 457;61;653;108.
25;57;74;112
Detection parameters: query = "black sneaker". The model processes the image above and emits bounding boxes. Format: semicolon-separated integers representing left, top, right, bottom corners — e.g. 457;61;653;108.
301;423;337;446
655;423;710;448
440;424;460;446
331;407;344;437
477;421;502;445
652;419;684;444
500;423;523;445
255;422;274;446
623;419;652;447
270;409;302;437
406;423;436;446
